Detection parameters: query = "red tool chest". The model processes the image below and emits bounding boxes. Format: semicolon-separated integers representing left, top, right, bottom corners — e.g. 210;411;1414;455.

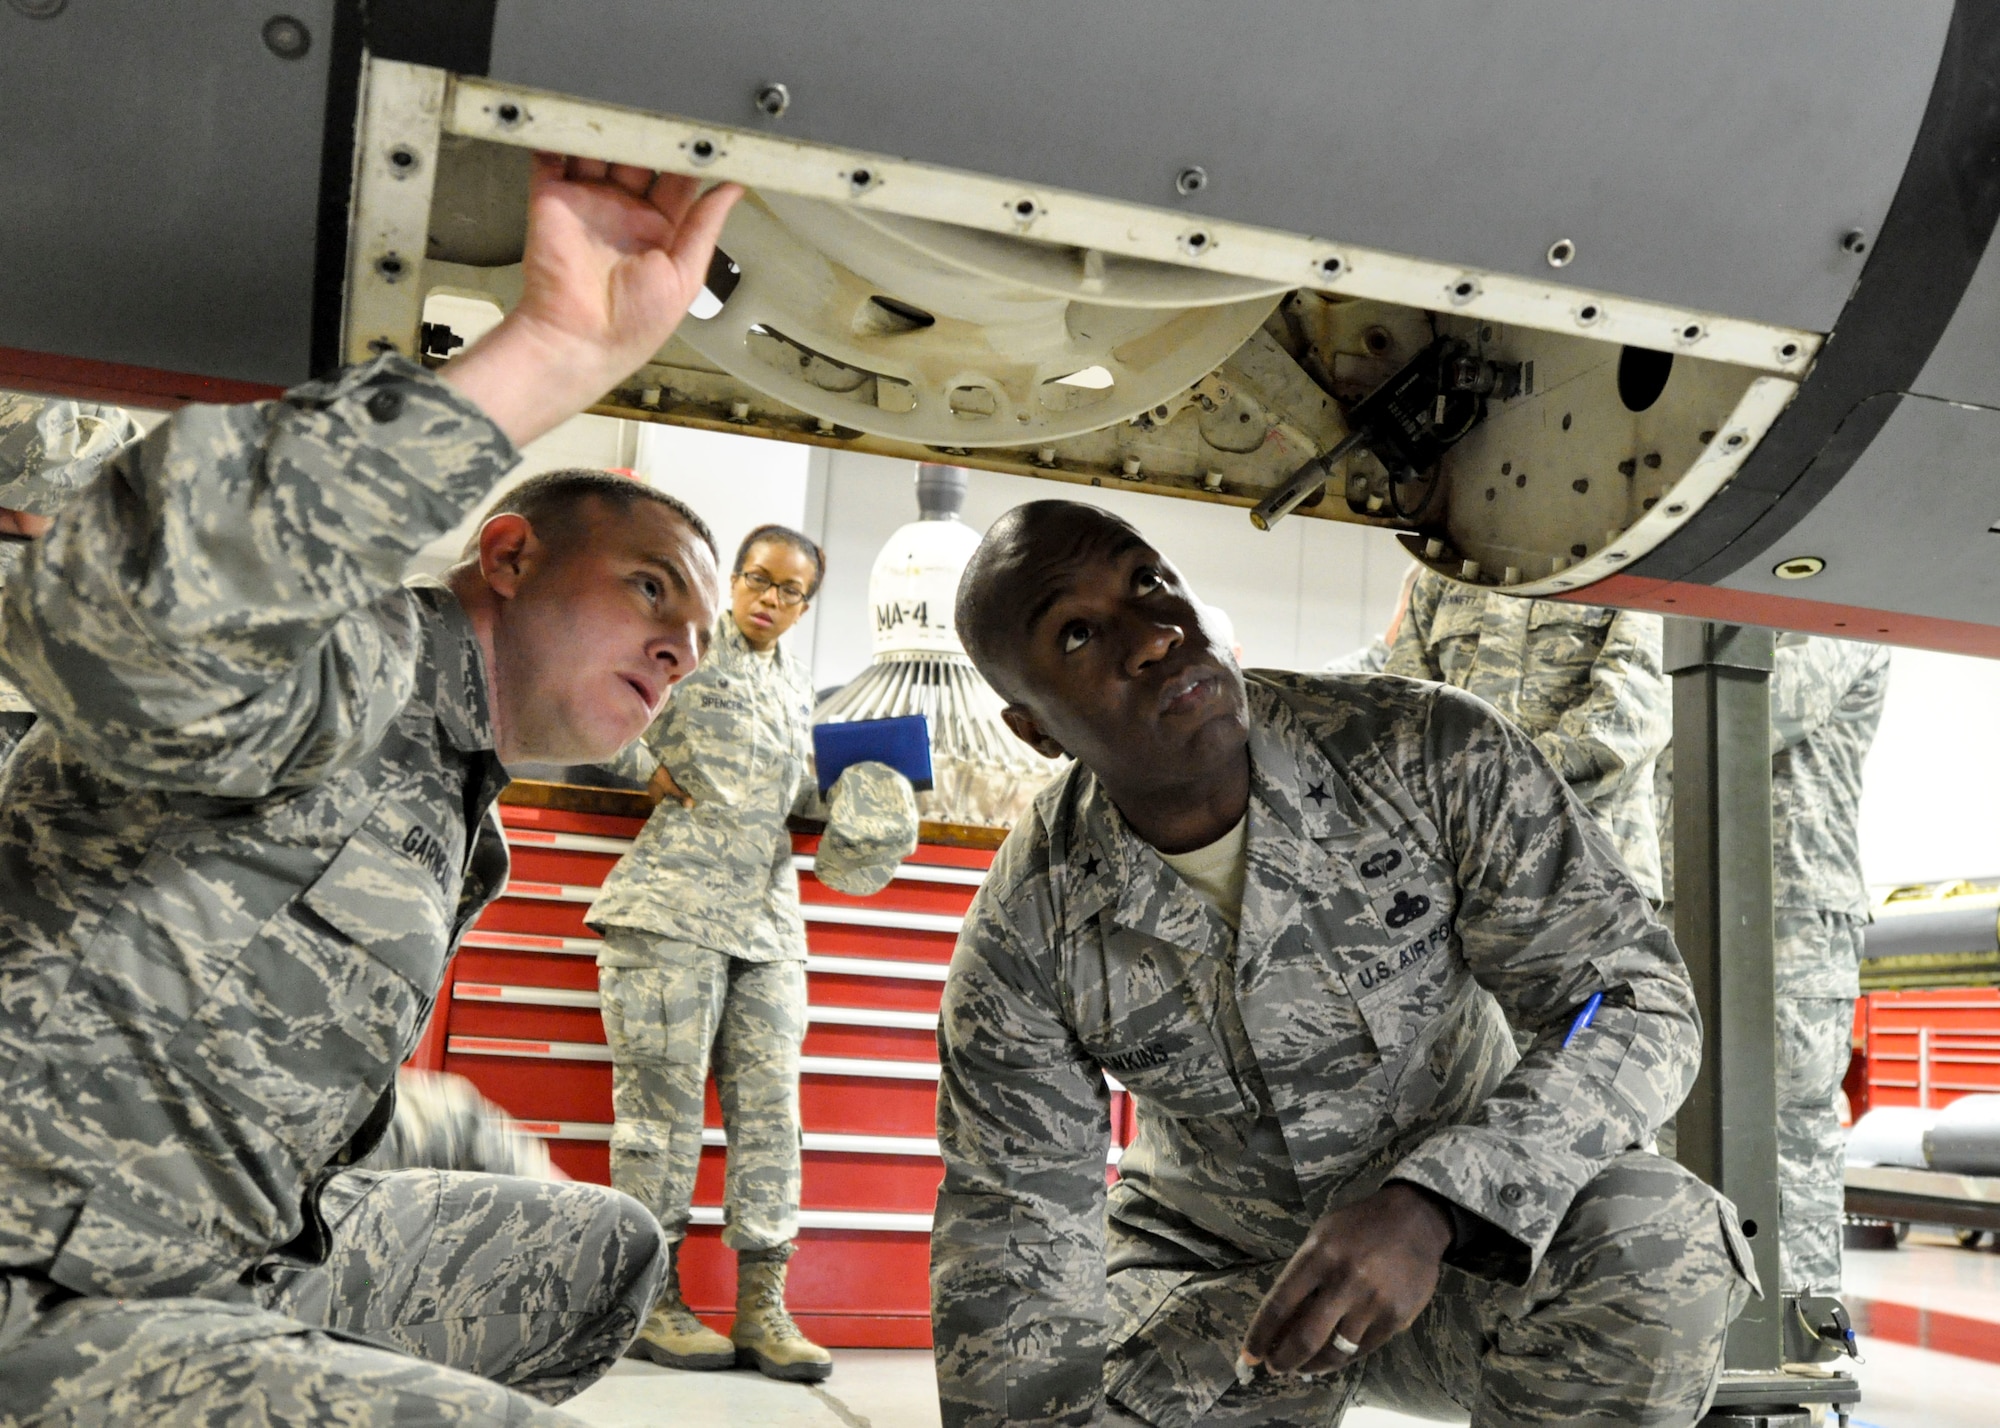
414;784;1128;1349
1848;988;2000;1119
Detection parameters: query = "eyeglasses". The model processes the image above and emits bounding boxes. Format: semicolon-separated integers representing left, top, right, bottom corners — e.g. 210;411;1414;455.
735;568;810;606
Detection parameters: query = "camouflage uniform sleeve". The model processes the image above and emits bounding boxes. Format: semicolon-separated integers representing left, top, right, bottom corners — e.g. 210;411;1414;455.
1389;685;1697;1284
0;355;516;796
1382;569;1446;679
1323;635;1390;675
1529;608;1669;804
933;876;1111;1428
1769;636;1881;754
602;708;668;785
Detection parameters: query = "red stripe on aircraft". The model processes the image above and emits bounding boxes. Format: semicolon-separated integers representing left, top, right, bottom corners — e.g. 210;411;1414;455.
1575;574;2000;658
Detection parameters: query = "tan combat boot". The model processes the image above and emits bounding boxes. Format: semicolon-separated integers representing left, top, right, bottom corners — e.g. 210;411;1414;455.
627;1245;736;1371
731;1249;834;1382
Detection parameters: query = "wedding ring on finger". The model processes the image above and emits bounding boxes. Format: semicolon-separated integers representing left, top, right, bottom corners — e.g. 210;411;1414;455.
1330;1332;1362;1357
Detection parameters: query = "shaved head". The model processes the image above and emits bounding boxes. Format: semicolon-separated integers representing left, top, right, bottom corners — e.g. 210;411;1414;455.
956;500;1147;699
956;499;1250;853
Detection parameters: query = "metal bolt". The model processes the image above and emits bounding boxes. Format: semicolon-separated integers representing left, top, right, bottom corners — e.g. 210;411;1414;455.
261;14;310;59
1316;254;1344;281
1448;277;1480;306
494;102;524;128
756;82;791;117
1777;340;1801;363
1841;229;1868;255
1546;238;1575;268
374;253;406;283
1574;302;1602;326
1012;197;1041;221
1676;321;1706;346
387;145;419;177
847;167;878;194
1773;556;1825;580
1178;229;1213;258
686;137;718;166
1175;166;1208;197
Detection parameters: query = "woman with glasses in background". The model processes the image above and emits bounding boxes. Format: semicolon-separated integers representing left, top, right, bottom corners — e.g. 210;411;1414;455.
586;524;836;1383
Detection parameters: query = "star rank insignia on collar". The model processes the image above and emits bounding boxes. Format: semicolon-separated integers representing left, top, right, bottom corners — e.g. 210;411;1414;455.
1306;781;1330;806
1080;854;1102;878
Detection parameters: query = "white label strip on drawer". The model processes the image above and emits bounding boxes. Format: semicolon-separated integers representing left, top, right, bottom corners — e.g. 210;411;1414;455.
793;854;987;889
515;1121;1121;1167
809;1005;939;1032
704;1127;944;1158
456;982;602;1008
460;930;601;957
806;953;950;983
450;1035;613;1062
452;1036;938;1081
689;1205;933;1233
803;903;964;935
509;1119;613;1141
801;1055;940;1081
505;828;636;857
502;879;601;905
455;982;936;1031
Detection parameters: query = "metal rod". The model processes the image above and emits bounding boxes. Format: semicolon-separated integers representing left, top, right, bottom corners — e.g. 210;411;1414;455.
1249;427;1369;530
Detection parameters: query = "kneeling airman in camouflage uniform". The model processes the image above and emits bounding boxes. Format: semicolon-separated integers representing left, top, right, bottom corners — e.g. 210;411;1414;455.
0;154;741;1422
931;501;1755;1428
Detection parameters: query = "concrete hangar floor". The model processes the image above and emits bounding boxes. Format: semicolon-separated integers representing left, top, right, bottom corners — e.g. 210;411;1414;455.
556;1235;2000;1428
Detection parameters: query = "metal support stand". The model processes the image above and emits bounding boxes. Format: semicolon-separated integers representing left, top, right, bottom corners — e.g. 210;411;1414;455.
1668;620;1860;1425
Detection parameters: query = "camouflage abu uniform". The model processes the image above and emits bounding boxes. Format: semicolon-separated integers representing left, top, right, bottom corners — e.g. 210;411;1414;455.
589;611;817;1255
0;394;141;764
1386;568;1670;900
1322;635;1390;676
356;1068;562;1181
0;356;665;1424
1657;634;1889;1294
933;673;1755;1428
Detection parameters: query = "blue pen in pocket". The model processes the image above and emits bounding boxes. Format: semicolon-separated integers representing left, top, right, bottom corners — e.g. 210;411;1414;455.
1562;992;1605;1050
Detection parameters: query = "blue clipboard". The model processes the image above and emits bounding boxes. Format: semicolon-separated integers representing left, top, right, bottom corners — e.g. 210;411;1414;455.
813;715;934;795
